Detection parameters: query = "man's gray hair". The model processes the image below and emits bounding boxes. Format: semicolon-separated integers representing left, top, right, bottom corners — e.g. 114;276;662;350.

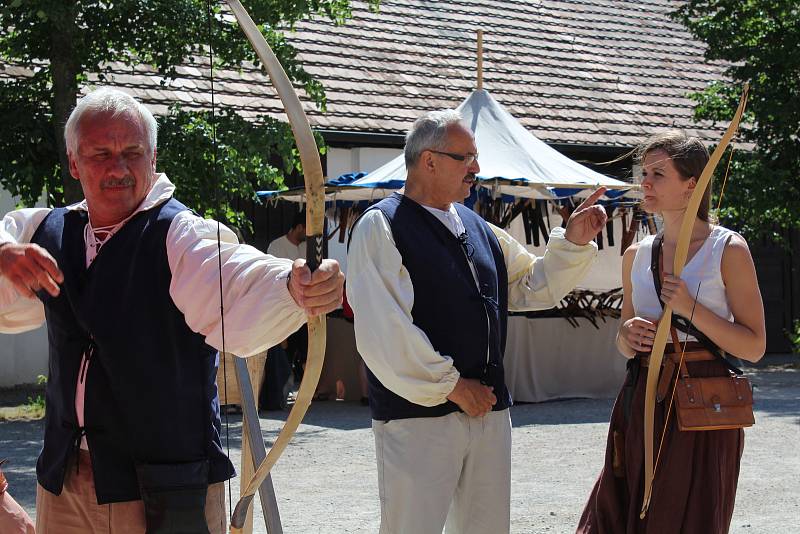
64;87;158;155
404;109;465;168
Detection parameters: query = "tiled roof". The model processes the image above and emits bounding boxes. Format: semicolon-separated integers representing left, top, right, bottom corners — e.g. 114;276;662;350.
1;0;730;148
287;0;730;147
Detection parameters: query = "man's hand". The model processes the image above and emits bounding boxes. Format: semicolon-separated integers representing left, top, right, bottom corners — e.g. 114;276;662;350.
564;187;609;246
288;258;344;317
446;377;497;417
0;243;63;298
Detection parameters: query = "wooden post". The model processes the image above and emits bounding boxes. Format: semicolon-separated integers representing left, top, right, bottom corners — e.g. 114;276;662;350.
477;29;484;91
241;416;255;534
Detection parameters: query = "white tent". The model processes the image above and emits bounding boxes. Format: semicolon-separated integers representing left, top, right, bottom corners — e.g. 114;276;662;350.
264;89;634;202
461;90;633;198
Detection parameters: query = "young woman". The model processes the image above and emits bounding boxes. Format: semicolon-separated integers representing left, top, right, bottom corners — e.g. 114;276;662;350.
577;131;766;533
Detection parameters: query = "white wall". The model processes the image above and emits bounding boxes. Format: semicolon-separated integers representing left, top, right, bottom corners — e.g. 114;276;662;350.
0;189;50;387
0;326;49;387
327;146;402;181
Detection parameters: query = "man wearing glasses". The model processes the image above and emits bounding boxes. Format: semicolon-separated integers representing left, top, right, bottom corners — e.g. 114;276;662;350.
347;109;608;533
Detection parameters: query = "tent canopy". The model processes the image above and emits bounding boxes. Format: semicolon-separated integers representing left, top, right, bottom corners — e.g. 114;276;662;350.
258;89;635;202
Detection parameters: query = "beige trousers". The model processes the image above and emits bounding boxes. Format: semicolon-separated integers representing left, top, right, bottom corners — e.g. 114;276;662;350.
36;450;226;534
372;409;512;534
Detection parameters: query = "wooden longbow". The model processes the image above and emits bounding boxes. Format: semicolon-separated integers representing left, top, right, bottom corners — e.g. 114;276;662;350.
222;2;327;532
639;83;749;519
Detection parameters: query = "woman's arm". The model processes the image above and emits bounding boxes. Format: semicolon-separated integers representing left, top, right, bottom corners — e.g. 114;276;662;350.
616;245;637;357
616;243;658;357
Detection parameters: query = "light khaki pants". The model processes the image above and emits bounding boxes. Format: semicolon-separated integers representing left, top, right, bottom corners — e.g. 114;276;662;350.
373;409;512;534
36;450;226;534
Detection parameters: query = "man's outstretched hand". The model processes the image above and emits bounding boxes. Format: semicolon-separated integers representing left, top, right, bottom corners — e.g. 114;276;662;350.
564;187;609;246
288;258;344;317
447;377;497;417
0;243;63;298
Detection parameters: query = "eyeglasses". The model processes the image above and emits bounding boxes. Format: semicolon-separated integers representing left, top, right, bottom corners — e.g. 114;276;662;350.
429;150;479;166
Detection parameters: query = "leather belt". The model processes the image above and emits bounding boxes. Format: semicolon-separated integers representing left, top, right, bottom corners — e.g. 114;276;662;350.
637;343;717;402
637;343;714;368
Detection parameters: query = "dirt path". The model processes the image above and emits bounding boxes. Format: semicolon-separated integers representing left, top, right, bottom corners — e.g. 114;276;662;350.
2;365;797;533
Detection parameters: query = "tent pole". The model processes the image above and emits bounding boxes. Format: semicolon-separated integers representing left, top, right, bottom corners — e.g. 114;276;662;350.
477;29;483;91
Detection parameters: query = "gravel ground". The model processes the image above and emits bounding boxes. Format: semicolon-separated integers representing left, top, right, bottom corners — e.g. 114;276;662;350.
1;362;797;533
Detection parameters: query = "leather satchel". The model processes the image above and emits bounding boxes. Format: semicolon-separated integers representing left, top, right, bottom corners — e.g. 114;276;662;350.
674;360;755;431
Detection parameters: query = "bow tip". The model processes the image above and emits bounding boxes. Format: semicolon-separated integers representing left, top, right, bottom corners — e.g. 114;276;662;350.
230;494;255;530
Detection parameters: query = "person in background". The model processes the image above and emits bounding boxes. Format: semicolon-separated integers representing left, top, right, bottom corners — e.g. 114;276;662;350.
267;210;305;260
261;210;308;409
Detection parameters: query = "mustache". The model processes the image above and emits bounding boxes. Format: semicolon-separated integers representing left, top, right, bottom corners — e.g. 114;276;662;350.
101;176;135;189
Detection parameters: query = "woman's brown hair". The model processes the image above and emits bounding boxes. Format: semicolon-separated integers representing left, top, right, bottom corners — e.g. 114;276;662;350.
636;130;712;222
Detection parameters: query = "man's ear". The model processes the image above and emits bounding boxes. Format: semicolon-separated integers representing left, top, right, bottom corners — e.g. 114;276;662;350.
422;150;436;173
67;151;81;181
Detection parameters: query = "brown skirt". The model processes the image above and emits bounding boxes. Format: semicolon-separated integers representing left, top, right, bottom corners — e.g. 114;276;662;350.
576;357;744;534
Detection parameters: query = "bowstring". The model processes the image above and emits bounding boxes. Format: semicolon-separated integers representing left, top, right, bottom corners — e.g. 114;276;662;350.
653;282;701;475
205;0;233;519
713;87;748;219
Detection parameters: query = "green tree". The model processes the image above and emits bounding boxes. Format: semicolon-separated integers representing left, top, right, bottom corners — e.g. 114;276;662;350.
674;1;800;240
0;0;377;230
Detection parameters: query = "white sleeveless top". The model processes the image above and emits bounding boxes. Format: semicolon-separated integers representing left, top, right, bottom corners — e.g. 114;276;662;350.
631;226;735;341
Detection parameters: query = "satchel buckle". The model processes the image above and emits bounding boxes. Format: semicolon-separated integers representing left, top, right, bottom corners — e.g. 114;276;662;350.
712;395;722;412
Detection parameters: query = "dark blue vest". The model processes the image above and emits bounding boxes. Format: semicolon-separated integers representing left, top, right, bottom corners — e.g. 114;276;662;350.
31;198;234;504
362;193;510;421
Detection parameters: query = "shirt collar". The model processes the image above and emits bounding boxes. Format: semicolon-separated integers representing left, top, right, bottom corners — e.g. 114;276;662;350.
66;173;176;216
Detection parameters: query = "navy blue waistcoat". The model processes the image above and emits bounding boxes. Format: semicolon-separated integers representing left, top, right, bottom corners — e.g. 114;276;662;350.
363;193;510;421
31;198;234;504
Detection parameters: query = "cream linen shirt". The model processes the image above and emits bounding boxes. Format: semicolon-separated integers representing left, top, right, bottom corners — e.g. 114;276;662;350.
267;234;303;261
347;204;598;408
0;174;306;352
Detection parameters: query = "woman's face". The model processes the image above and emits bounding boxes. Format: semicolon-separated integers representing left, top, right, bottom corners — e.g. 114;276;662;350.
640;149;696;214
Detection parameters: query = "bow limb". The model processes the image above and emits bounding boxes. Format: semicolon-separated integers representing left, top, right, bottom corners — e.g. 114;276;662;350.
639;83;750;519
224;1;327;532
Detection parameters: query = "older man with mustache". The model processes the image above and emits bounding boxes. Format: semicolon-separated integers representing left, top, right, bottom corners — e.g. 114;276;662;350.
347;110;608;534
0;87;344;533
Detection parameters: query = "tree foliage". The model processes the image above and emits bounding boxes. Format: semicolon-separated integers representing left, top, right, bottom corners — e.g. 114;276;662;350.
673;1;800;240
0;0;376;228
158;106;326;231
